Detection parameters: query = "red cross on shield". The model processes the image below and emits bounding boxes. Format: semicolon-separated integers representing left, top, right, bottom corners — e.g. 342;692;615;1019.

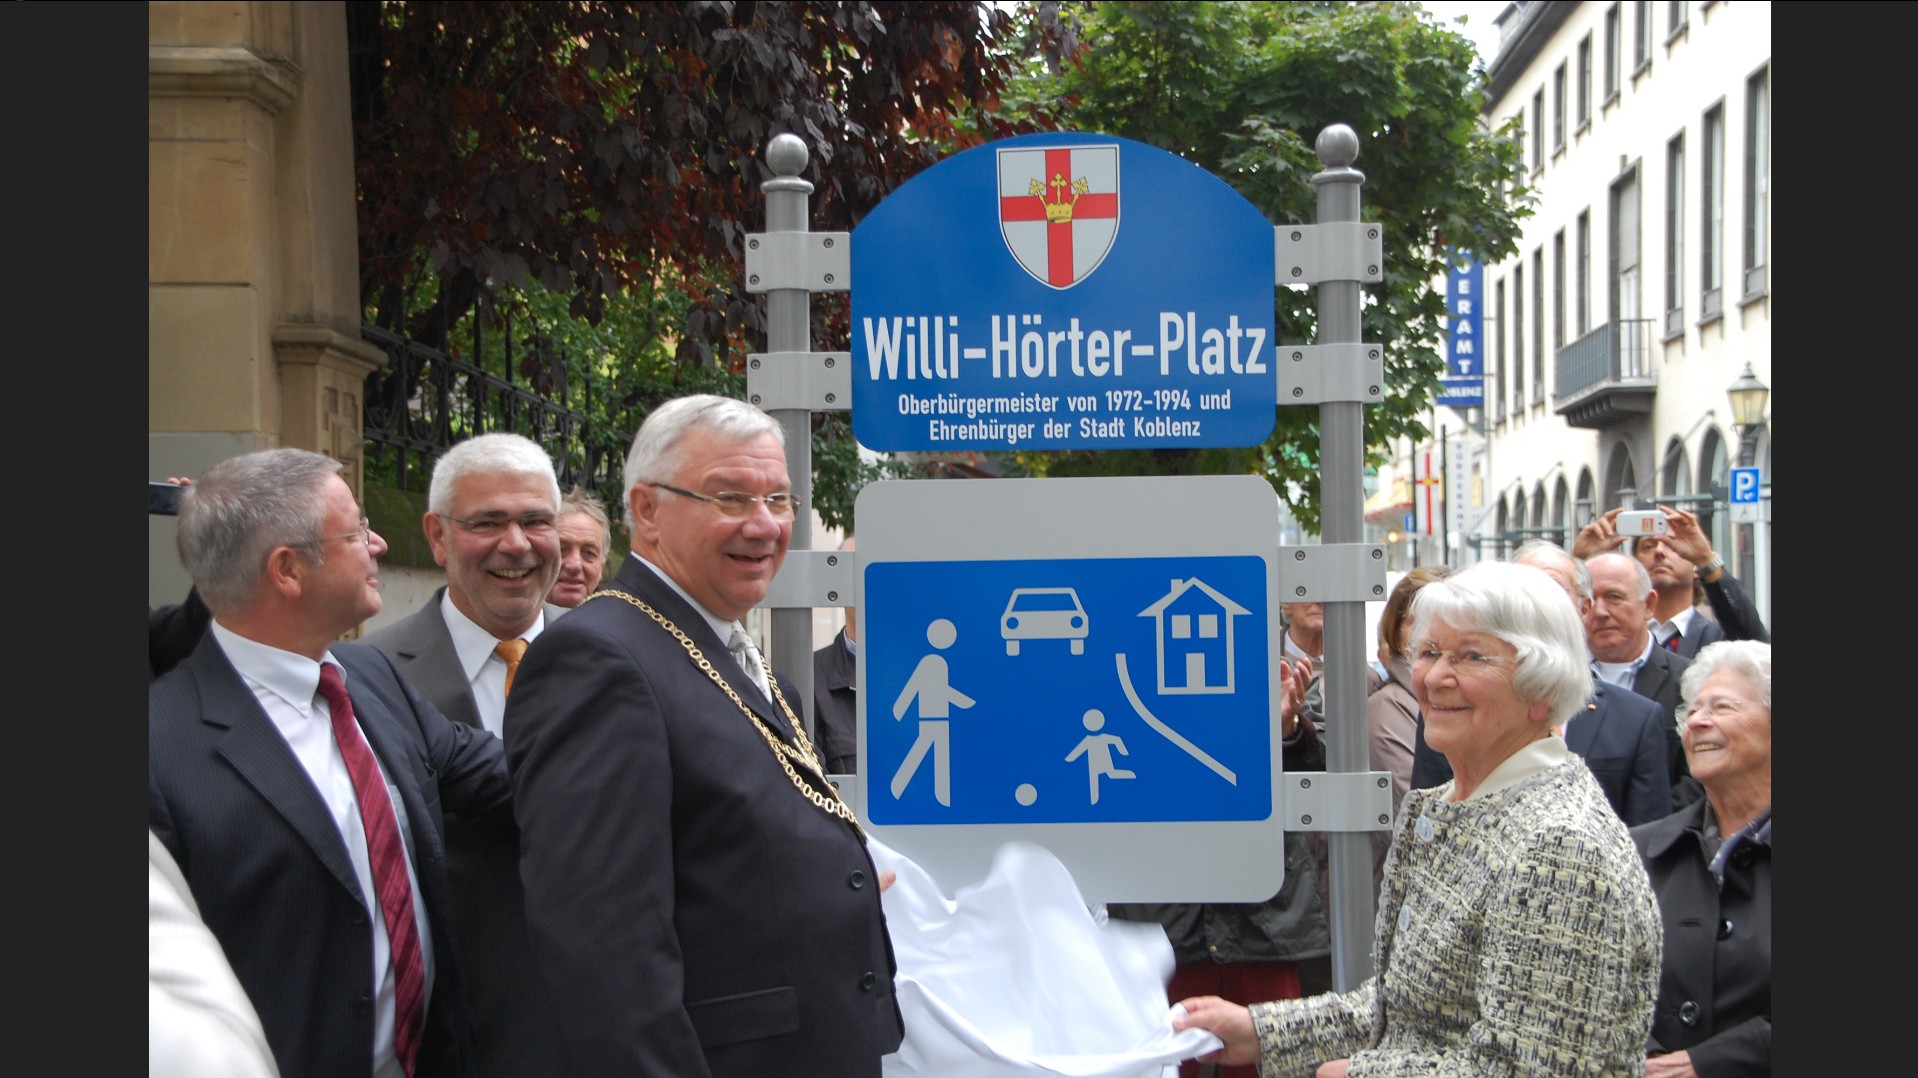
998;145;1120;289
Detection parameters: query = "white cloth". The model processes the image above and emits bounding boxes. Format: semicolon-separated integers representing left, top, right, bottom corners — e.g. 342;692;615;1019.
870;837;1222;1077
727;624;772;700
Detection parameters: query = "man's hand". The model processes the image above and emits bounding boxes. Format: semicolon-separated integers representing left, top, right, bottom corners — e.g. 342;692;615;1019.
1572;507;1629;559
1278;658;1312;738
1656;504;1717;568
878;870;897;893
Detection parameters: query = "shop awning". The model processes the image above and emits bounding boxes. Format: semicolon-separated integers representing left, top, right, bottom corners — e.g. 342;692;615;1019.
1363;476;1412;523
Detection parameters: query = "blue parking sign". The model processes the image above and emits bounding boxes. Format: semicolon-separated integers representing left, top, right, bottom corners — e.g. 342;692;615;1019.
1731;466;1762;503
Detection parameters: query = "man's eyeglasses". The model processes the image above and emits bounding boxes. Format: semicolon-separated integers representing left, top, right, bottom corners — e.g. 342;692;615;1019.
648;483;800;519
443;512;560;538
313;517;372;547
1408;644;1514;672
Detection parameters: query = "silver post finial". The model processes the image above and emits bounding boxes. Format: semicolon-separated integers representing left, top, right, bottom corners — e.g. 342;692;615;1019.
1316;124;1359;168
767;133;809;178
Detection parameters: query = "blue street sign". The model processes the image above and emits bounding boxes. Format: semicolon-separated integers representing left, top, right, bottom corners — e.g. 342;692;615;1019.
1437;376;1484;409
1730;466;1762;503
856;474;1287;903
852;132;1279;452
1446;251;1484;378
865;555;1271;826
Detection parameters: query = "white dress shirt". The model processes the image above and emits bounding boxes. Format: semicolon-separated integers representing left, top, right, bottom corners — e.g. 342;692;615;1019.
436;591;545;736
1591;633;1654;689
207;621;435;1077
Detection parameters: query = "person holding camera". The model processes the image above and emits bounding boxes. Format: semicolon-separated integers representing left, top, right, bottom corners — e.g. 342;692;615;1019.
1574;505;1769;659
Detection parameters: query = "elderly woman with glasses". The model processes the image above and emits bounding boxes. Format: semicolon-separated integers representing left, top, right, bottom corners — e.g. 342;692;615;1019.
1175;560;1661;1076
1633;641;1771;1077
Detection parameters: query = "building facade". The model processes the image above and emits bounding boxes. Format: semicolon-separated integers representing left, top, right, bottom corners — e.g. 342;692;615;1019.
1378;0;1769;621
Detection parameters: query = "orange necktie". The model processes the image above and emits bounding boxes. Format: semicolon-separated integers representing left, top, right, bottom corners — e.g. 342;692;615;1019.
495;638;528;696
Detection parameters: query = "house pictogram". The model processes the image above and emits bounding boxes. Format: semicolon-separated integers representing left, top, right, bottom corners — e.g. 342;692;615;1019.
1136;577;1250;695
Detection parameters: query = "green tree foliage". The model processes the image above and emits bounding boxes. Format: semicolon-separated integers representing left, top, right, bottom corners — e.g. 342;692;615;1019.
348;1;1043;526
350;0;1027;353
995;0;1532;531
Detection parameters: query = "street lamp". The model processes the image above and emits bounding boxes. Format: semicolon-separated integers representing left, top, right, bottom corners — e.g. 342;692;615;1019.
1725;363;1770;465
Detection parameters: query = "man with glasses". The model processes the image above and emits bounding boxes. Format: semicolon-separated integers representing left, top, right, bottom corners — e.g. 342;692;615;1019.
365;431;565;1078
505;395;903;1077
150;448;512;1078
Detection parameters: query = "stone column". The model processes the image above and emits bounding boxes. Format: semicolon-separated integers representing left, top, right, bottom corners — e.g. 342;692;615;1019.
148;1;383;607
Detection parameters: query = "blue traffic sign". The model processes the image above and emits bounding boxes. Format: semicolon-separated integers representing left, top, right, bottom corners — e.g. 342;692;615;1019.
1731;466;1762;503
855;474;1288;904
865;556;1271;826
851;132;1279;452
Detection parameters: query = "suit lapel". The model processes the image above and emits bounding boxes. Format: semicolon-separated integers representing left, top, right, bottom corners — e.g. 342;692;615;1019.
1633;650;1673;705
1565;681;1607;755
386;591;483;730
190;639;364;901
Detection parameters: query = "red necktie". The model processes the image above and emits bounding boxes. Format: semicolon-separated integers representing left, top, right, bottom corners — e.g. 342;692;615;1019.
319;662;425;1076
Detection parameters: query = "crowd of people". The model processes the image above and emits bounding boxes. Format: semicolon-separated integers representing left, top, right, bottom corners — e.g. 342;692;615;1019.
150;397;1771;1077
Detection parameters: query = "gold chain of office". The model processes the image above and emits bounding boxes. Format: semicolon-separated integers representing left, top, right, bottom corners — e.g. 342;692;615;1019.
586;588;863;838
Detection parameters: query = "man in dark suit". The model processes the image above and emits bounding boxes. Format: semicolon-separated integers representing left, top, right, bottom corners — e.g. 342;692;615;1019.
364;432;565;1078
1586;551;1693;791
506;395;903;1077
149;448;511;1078
1413;542;1671;826
1574;504;1770;658
812;533;859;774
1412;676;1672;825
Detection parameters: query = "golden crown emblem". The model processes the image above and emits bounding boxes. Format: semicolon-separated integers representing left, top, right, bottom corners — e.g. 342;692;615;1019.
1028;172;1092;224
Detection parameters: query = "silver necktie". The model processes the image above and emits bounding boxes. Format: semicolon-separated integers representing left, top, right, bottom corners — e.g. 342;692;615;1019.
728;624;771;700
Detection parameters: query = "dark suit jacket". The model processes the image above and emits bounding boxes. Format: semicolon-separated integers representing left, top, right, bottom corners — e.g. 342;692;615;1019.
149;586;210;682
1633;799;1772;1071
149;635;512;1078
1410;679;1672;825
362;591;567;1078
1625;643;1692;791
1674;569;1770;658
812;628;858;774
505;558;903;1077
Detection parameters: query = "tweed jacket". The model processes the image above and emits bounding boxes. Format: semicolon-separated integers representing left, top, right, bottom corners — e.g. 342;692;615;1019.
1247;758;1661;1077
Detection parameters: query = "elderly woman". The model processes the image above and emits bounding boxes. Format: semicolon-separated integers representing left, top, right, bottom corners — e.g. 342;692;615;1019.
1634;641;1771;1077
1175;560;1661;1076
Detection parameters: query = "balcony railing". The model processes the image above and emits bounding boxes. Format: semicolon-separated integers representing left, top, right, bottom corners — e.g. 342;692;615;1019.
1554;318;1655;429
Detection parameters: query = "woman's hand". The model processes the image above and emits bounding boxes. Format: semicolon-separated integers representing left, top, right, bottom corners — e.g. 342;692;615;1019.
1171;995;1260;1066
1315;1060;1350;1078
1645;1050;1698;1078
